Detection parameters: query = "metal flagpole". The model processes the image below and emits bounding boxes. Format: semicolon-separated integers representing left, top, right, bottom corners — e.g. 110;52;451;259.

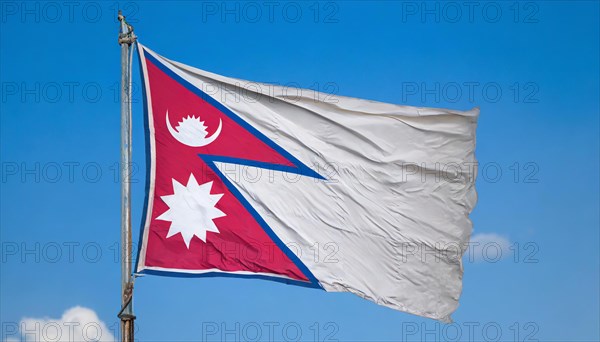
117;9;136;342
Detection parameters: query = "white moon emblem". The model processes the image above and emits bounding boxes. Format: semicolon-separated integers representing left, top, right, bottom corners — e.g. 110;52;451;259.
166;110;222;147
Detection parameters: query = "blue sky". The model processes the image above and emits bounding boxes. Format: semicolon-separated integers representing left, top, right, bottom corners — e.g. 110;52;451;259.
1;1;598;341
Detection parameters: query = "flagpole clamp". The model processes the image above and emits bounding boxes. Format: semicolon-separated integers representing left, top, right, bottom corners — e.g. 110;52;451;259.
118;10;137;45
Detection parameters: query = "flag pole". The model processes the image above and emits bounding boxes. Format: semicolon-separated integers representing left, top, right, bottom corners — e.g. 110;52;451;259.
117;10;136;342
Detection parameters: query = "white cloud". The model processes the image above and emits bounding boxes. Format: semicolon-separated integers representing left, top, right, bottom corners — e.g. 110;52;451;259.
16;306;115;342
465;233;511;262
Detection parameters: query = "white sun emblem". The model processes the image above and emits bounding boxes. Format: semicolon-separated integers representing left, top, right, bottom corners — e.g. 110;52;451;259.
157;174;226;248
166;111;222;147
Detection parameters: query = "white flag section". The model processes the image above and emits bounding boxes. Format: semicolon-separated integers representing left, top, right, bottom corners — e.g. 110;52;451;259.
138;44;478;322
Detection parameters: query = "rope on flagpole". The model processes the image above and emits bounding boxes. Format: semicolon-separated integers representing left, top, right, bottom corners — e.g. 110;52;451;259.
117;282;134;318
